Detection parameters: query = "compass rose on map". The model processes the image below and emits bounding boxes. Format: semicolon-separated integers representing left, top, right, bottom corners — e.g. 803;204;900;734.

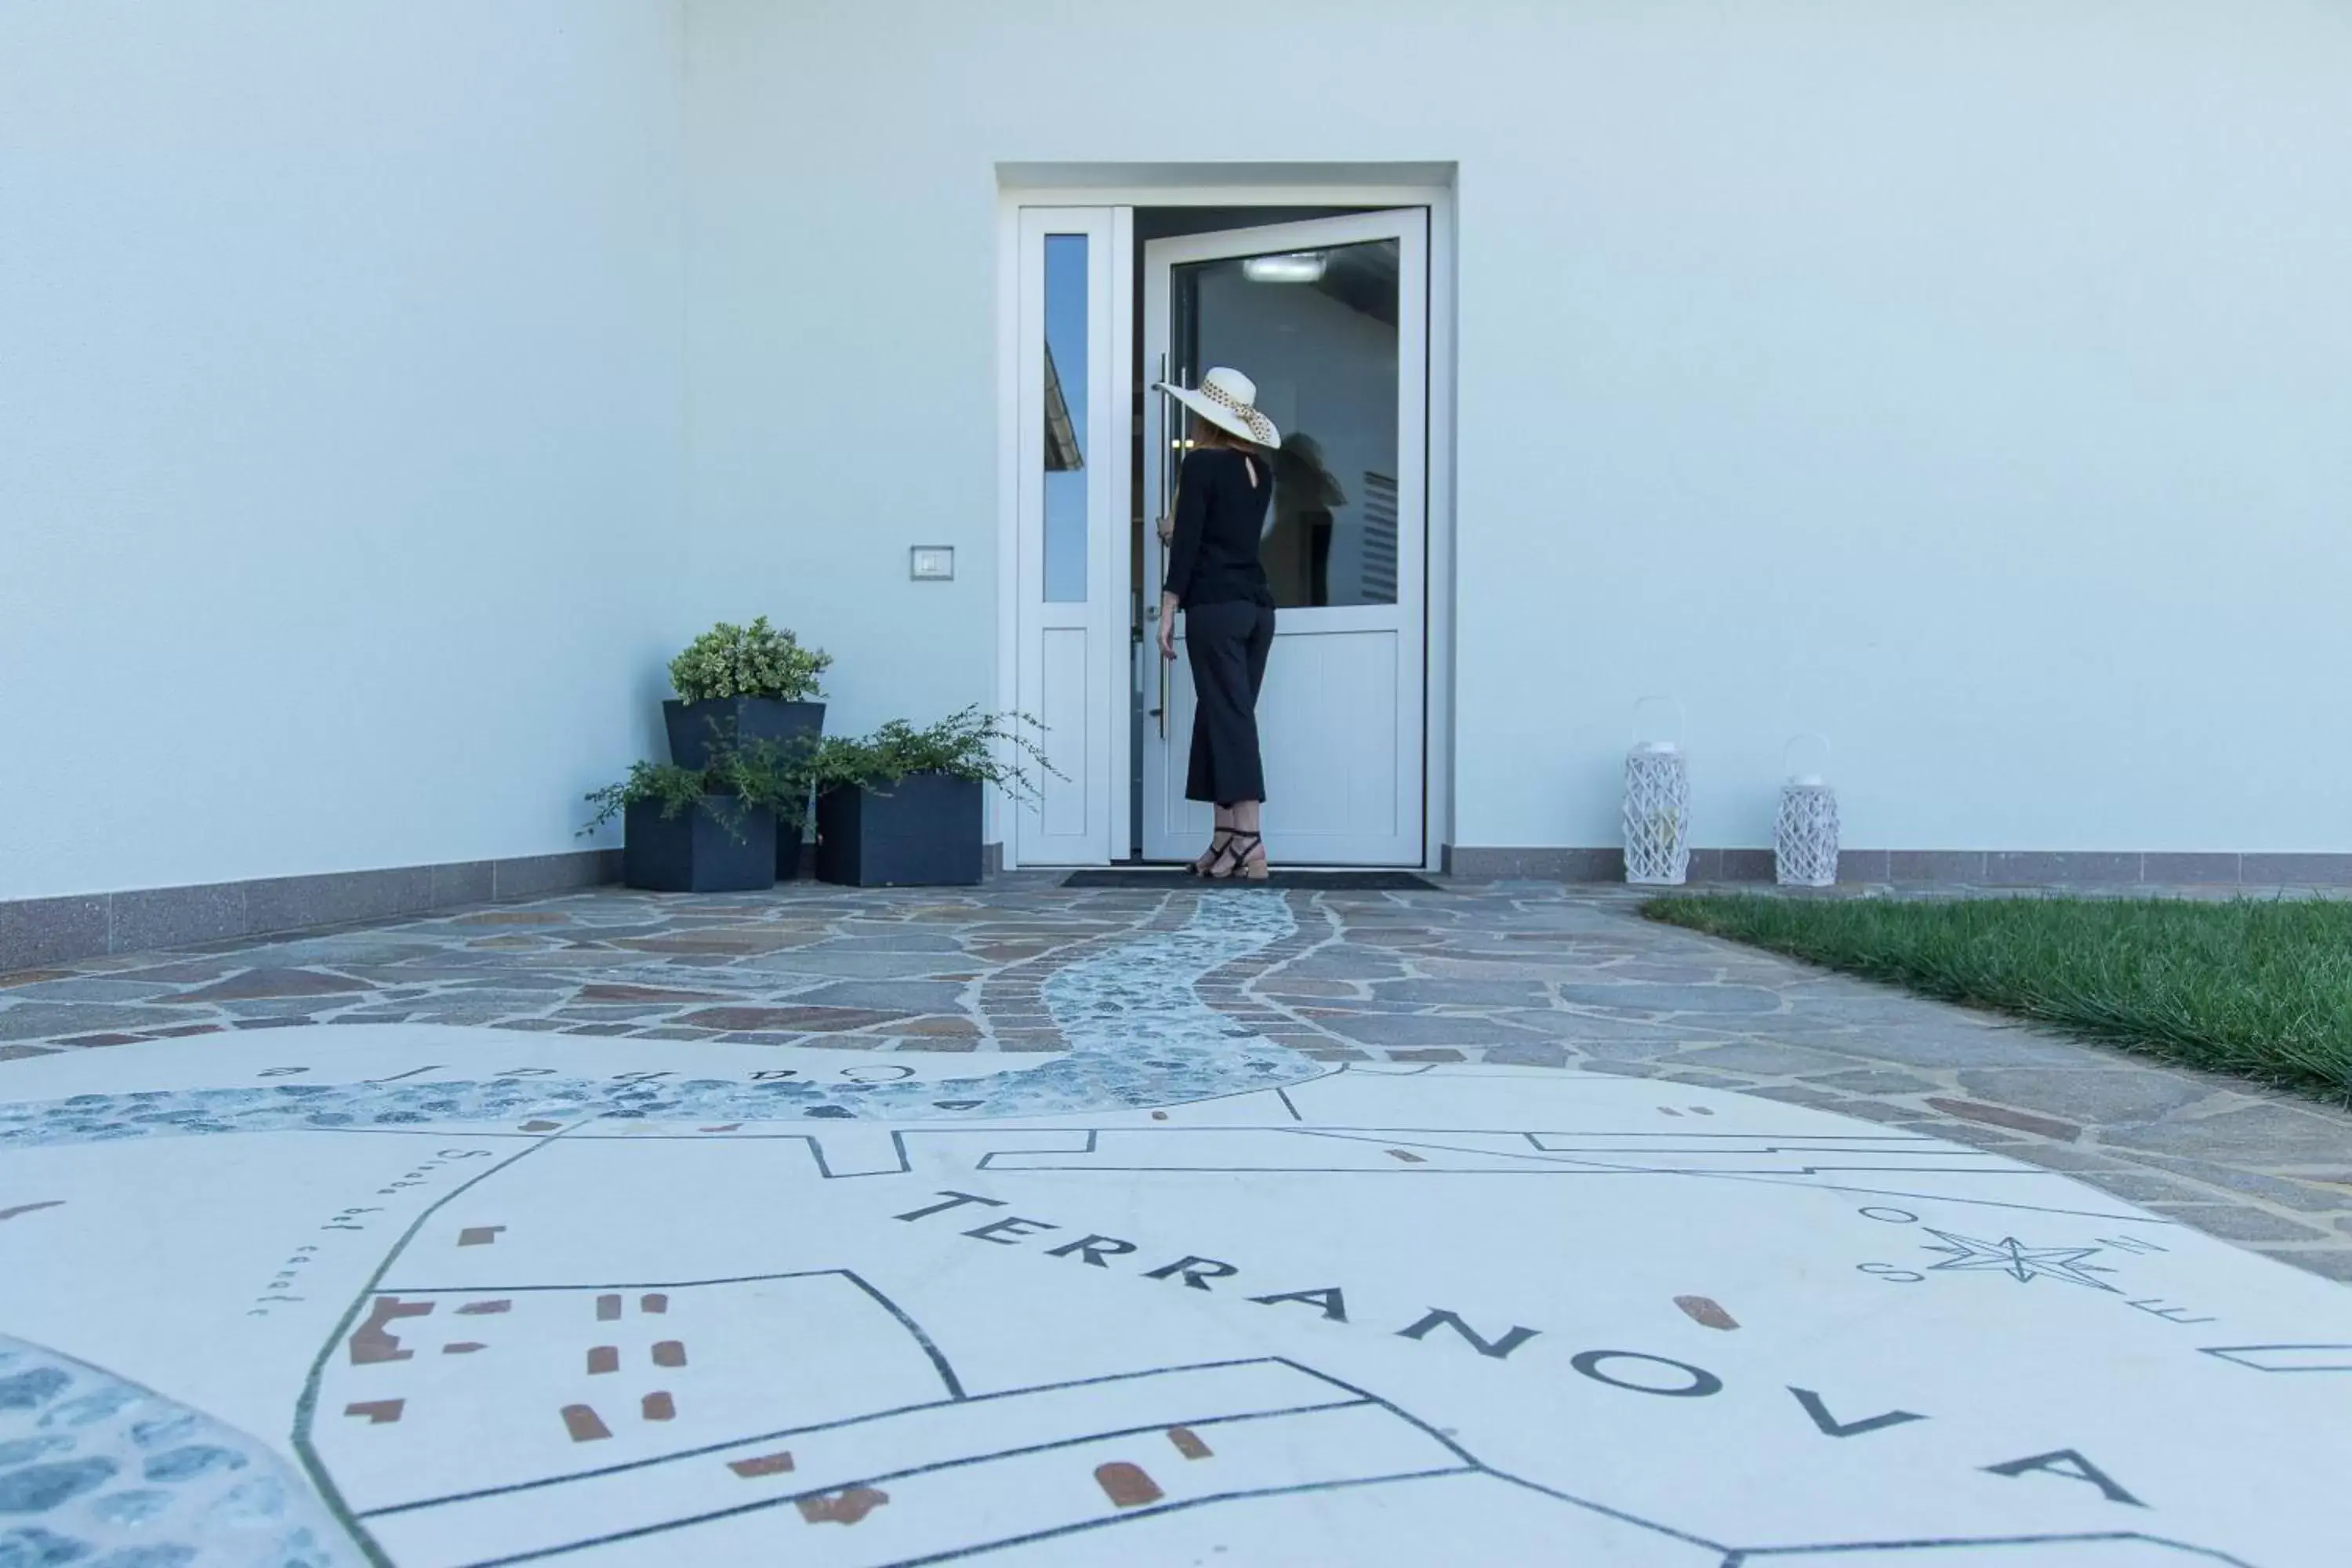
1921;1229;2120;1290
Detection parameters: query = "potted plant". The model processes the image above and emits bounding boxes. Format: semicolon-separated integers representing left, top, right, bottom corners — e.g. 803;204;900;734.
663;617;832;772
803;707;1052;888
583;746;808;894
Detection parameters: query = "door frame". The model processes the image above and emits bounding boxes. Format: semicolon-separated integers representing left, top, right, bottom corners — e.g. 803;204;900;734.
993;177;1457;870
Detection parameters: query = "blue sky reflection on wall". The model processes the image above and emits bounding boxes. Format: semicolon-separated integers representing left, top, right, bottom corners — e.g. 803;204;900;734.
1043;233;1088;604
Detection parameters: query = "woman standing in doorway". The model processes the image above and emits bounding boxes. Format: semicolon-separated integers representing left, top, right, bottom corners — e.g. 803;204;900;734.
1156;367;1281;882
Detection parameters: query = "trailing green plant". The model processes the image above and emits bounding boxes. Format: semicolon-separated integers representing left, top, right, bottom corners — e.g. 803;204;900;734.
786;707;1058;804
668;616;832;705
716;739;825;826
582;743;818;842
584;709;1058;845
583;761;713;833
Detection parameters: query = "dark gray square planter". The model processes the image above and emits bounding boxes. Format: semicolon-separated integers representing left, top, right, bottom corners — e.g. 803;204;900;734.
662;697;826;771
622;797;777;893
777;826;810;882
815;773;983;887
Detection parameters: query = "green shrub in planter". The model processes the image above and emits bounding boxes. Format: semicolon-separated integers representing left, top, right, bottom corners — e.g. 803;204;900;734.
669;616;831;705
585;746;813;893
663;617;833;777
800;708;1055;887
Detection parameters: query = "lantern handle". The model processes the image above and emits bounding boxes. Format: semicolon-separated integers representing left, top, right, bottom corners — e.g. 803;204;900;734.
1632;695;1686;749
1783;732;1832;782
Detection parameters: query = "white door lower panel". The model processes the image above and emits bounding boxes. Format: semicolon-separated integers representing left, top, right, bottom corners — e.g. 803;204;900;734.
1035;625;1091;843
1150;625;1406;866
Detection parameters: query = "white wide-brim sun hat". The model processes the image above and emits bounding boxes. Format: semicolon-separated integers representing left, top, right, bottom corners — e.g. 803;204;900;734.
1155;366;1283;449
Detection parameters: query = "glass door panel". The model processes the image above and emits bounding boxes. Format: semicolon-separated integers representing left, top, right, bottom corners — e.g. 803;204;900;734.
1167;239;1402;611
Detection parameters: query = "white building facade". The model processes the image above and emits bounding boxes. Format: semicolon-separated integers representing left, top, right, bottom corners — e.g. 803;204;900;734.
5;2;2350;962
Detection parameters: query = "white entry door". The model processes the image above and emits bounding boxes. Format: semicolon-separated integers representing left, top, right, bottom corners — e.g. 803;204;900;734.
1142;211;1428;866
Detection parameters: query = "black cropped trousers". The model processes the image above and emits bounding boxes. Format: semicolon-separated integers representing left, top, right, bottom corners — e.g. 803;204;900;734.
1183;600;1276;807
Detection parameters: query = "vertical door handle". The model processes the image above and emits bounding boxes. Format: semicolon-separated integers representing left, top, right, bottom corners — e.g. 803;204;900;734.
1155;353;1173;741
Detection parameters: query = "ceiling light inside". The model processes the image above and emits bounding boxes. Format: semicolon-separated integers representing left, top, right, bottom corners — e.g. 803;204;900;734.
1243;252;1327;284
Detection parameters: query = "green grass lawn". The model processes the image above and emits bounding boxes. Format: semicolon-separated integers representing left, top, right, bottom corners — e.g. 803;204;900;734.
1642;894;2352;1105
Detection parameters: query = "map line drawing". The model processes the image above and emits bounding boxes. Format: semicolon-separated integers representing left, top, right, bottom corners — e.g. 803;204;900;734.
379;1351;1754;1568
355;1355;1349;1519
1723;1529;2255;1565
241;1116;2177;1222
958;1123;2172;1224
363;1270;969;1406
2195;1343;2352;1374
477;1468;1472;1568
1918;1230;2122;1291
292;1123;585;1568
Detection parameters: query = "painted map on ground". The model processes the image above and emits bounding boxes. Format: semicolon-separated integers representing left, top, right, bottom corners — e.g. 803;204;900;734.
2;895;2346;1566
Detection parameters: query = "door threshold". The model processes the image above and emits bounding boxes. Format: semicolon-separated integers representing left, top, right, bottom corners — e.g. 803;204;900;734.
1061;868;1442;891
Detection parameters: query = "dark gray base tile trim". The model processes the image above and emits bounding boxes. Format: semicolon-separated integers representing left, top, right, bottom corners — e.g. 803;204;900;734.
1;850;621;973
1443;846;1630;882
1443;846;2352;889
0;897;108;974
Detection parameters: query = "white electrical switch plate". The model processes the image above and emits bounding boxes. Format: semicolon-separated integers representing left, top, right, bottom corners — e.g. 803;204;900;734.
909;546;954;581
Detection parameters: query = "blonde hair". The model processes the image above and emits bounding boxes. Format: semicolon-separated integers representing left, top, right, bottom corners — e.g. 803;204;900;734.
1191;413;1261;452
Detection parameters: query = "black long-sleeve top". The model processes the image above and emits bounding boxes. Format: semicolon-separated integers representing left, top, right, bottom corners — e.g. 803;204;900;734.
1165;447;1274;609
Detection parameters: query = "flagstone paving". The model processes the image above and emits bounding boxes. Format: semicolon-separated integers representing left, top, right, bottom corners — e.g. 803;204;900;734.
2;877;2348;1281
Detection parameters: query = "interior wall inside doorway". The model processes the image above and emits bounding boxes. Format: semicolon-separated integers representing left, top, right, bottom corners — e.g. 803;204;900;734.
1125;206;1374;858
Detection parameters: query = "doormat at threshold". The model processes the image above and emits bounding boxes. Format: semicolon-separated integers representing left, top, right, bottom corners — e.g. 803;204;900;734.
1060;869;1441;891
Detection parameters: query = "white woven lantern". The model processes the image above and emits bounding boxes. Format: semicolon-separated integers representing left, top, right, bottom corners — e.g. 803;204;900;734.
1622;698;1691;886
1774;735;1840;888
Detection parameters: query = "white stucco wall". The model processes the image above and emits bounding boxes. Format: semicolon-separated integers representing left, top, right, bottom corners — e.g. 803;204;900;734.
7;1;2347;906
685;0;2352;857
0;1;690;900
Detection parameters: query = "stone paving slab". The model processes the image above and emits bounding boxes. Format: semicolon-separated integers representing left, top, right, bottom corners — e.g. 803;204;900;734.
1;877;2348;1284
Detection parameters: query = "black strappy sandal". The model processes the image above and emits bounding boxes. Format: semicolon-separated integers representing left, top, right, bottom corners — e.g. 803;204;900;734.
1185;829;1234;877
1205;831;1269;883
